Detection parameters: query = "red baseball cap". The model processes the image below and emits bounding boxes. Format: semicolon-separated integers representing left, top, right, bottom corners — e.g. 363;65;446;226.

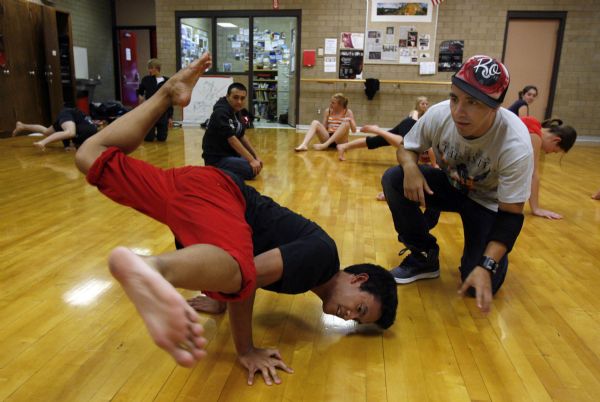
452;55;510;109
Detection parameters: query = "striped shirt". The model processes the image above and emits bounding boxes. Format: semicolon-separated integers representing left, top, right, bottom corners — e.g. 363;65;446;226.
326;109;348;134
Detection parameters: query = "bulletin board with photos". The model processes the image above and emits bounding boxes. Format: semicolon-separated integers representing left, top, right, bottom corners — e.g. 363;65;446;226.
180;23;209;68
364;1;439;65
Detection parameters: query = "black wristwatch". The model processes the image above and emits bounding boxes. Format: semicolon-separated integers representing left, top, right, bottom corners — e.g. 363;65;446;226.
479;256;499;275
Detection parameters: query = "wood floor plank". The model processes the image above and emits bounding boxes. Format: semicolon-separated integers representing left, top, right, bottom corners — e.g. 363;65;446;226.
1;129;599;401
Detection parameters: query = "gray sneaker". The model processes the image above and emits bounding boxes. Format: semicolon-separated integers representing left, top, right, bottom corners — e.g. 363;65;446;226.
390;246;440;284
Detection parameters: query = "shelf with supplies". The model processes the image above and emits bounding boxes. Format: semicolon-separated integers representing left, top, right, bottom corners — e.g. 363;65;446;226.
251;62;290;124
252;69;278;121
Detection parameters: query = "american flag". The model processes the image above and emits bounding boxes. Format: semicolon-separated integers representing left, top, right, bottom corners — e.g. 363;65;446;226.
431;0;445;5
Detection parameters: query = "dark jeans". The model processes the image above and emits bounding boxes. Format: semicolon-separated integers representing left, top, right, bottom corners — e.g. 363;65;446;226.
381;164;508;293
145;113;169;142
205;156;255;180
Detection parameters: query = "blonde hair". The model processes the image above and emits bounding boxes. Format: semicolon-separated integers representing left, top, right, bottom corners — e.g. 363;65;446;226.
147;58;161;71
332;93;349;108
415;96;429;117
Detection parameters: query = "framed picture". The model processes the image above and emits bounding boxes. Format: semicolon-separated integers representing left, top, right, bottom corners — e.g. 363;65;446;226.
371;1;433;23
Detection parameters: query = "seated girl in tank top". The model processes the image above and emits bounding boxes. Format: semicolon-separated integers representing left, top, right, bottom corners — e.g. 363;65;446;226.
294;93;356;152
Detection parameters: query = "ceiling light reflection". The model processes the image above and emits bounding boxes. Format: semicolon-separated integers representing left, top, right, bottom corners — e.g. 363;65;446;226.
63;279;112;306
130;247;152;256
217;22;238;28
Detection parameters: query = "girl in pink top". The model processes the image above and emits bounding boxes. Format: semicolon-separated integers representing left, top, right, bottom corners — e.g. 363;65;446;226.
294;93;356;151
521;116;577;219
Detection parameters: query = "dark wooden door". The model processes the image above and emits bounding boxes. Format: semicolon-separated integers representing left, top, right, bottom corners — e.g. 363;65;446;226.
0;0;17;134
28;1;51;125
11;1;43;124
42;5;63;119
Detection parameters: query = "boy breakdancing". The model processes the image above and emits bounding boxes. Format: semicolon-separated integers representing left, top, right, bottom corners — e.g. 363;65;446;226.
74;53;397;385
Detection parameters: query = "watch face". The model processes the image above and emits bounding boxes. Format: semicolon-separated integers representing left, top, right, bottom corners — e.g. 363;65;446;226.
480;256;498;273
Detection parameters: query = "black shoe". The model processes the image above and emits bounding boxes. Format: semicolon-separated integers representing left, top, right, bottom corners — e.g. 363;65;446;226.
390;245;440;284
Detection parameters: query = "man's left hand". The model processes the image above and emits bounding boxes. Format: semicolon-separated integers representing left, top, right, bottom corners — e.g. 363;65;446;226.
458;266;492;313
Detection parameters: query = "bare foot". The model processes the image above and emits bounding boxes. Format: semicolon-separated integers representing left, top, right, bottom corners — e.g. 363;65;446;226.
108;247;207;367
294;145;308;152
592;191;600;200
33;141;46;151
188;294;227;314
337;144;346;161
313;143;328;151
376;192;386;201
12;121;23;137
163;53;213;107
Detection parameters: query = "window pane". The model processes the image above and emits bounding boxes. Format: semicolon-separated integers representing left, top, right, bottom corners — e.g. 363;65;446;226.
216;17;249;73
180;18;211;68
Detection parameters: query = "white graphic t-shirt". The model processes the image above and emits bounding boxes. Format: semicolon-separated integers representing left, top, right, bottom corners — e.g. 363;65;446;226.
403;100;533;211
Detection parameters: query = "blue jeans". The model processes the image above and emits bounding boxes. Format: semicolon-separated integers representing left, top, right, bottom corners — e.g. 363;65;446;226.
381;164;508;294
206;156;255;180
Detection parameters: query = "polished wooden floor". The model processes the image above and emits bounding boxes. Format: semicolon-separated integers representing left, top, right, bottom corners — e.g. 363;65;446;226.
1;128;600;402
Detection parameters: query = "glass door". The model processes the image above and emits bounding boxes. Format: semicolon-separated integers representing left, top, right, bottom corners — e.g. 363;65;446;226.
252;16;297;127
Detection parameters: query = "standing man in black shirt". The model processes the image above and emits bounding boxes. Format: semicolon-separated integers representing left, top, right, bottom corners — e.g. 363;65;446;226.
202;83;263;180
137;58;173;142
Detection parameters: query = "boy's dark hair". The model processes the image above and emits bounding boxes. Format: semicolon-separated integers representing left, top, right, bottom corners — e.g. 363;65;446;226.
344;263;398;329
227;82;247;95
541;118;577;152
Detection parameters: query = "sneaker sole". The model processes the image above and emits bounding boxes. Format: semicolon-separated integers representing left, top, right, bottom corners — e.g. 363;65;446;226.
394;270;440;284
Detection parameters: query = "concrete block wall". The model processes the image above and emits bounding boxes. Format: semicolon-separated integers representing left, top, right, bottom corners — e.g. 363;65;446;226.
54;0;115;102
155;0;600;136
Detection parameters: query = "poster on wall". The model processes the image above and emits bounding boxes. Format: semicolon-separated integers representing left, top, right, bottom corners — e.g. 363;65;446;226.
371;1;433;22
438;40;464;72
366;30;383;60
365;1;438;65
339;49;364;79
340;32;365;49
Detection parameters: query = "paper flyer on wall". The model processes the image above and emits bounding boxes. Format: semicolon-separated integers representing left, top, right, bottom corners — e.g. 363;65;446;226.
324;38;337;55
366;30;383;60
324;56;336;72
341;32;365;49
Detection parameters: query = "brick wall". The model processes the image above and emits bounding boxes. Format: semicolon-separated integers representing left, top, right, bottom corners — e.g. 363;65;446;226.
155;0;599;136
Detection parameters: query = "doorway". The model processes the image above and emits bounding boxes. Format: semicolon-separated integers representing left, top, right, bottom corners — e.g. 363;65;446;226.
502;11;566;120
251;16;297;128
116;27;156;107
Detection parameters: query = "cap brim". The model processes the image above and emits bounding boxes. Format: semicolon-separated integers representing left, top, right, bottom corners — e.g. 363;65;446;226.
451;76;501;109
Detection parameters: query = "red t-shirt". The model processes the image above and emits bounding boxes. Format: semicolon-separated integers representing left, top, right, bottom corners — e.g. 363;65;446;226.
520;116;542;138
